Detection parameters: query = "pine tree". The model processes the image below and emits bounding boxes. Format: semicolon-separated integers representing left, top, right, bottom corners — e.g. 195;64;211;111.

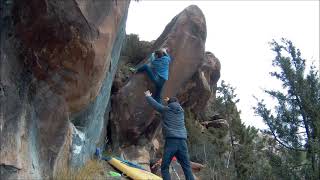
254;38;320;179
216;81;261;179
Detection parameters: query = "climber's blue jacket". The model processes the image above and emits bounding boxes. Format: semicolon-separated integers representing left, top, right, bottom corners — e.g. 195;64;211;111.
150;53;171;80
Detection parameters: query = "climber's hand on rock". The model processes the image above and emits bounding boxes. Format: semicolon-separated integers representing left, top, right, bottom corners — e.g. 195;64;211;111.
162;47;170;54
144;90;152;97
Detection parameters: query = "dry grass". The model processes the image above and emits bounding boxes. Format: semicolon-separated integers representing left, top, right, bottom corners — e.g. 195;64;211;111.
55;160;106;180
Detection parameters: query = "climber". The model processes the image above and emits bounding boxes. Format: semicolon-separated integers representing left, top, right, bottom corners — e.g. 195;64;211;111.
130;48;171;104
144;90;194;180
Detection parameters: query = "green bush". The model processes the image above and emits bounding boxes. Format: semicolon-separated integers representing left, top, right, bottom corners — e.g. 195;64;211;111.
121;34;152;65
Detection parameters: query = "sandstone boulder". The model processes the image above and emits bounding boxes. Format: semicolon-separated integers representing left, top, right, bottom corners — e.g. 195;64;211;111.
177;51;221;115
111;5;207;147
0;0;130;178
12;0;129;113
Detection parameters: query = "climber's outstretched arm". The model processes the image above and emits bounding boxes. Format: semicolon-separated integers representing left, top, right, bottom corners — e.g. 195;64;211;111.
145;90;168;112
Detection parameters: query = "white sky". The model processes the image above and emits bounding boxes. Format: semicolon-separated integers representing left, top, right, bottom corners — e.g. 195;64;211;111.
126;0;320;129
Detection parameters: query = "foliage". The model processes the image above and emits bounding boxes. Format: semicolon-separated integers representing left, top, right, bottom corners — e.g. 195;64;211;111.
186;39;319;180
215;81;271;179
121;34;152;65
185;110;231;179
254;38;320;179
112;34;153;92
186;81;275;179
55;160;105;180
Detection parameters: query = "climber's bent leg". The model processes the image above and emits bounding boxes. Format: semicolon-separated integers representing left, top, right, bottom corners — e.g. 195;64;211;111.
153;77;165;104
137;64;158;84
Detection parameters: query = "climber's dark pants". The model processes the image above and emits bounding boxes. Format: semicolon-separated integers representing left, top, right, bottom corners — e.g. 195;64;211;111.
161;138;194;180
137;64;165;104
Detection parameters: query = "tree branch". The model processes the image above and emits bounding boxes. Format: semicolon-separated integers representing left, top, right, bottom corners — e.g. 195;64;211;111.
266;121;306;151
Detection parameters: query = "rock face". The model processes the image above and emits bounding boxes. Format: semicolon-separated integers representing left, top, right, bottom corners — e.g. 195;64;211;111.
1;1;222;178
177;51;221;117
201;119;229;129
0;0;130;179
110;5;207;148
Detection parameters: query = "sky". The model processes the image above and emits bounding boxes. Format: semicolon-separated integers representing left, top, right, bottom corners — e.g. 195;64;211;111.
126;0;320;129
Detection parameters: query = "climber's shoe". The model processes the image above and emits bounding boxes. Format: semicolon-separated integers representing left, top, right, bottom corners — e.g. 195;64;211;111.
129;67;136;73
